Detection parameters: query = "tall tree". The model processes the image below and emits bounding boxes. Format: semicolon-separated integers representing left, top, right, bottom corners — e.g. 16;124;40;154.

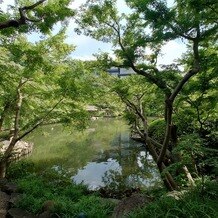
0;31;92;178
76;0;218;190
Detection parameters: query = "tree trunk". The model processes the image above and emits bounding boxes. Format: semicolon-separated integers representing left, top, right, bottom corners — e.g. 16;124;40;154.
158;99;173;164
0;102;10;132
182;166;195;186
0;161;7;179
146;137;178;190
0;80;24;178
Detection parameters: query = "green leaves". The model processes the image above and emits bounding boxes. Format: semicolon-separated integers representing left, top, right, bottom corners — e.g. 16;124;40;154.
0;0;74;35
0;29;93;137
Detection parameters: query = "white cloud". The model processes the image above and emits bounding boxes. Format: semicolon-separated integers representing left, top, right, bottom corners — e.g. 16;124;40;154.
70;0;86;9
70;35;112;60
157;40;187;65
0;0;14;12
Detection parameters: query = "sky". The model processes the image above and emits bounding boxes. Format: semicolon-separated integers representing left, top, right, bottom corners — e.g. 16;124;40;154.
0;0;187;65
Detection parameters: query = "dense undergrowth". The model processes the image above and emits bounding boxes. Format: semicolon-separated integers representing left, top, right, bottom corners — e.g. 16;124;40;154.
6;160;218;218
7;161;115;217
128;181;218;218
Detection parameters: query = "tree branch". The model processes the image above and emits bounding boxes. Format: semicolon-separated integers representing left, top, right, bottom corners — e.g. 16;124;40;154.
105;21;171;95
158;34;201;164
0;0;46;30
16;98;64;141
169;39;200;103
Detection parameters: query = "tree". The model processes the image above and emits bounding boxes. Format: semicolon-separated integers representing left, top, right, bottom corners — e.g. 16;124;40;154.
0;31;93;178
76;0;218;190
0;0;74;34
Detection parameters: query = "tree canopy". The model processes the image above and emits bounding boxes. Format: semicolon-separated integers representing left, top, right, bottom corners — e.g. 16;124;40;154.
75;0;218;190
0;0;74;34
0;0;217;191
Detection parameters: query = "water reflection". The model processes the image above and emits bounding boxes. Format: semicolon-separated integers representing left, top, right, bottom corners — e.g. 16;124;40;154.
27;119;161;190
72;133;161;190
73;158;120;190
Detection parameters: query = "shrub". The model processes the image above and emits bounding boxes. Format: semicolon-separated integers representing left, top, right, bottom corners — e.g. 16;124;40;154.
148;118;166;143
13;170;115;217
127;181;218;218
6;160;35;180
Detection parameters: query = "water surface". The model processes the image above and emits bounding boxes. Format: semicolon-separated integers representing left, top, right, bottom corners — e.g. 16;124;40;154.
27;119;161;190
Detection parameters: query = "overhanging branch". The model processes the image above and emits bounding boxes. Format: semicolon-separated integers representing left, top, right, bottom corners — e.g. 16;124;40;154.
0;0;46;30
17;98;64;141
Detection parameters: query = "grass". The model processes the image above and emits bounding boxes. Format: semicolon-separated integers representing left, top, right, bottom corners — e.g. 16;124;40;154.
127;181;218;218
8;164;115;217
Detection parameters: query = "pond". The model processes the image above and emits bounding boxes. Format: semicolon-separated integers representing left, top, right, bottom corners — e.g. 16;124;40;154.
26;119;162;190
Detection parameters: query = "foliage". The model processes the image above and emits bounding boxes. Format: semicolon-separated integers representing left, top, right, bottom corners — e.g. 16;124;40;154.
127;181;218;218
0;31;100;137
6;160;35;179
8;162;115;217
174;134;203;163
174;45;218;136
75;0;218;190
148;119;166;143
0;0;74;35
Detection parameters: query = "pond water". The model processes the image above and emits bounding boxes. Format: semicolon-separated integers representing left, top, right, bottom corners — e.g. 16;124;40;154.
26;119;161;190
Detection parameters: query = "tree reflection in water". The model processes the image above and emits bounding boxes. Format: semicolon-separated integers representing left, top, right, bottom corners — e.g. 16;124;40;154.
73;132;162;190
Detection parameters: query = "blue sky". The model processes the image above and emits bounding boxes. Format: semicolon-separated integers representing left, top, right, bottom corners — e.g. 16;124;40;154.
1;0;187;65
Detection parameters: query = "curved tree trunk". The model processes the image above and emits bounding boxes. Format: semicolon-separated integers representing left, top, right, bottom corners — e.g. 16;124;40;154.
146;137;178;190
0;161;7;179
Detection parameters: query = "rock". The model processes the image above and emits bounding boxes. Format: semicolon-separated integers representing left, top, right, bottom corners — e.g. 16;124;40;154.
39;200;60;218
1;182;18;194
0;209;7;218
38;211;50;218
0;140;33;162
0;178;8;189
112;193;153;218
9;193;22;208
0;208;8;218
7;208;37;218
0;191;10;218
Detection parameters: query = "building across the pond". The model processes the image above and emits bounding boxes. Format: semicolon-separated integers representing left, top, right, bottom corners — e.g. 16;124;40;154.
107;67;135;77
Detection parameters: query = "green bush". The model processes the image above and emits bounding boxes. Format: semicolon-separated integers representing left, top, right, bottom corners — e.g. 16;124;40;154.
13;170;115;217
173;108;196;135
6;160;35;180
148;118;166;143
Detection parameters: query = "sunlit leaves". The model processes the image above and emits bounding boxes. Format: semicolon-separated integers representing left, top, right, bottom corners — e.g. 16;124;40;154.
0;0;74;35
0;28;94;133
